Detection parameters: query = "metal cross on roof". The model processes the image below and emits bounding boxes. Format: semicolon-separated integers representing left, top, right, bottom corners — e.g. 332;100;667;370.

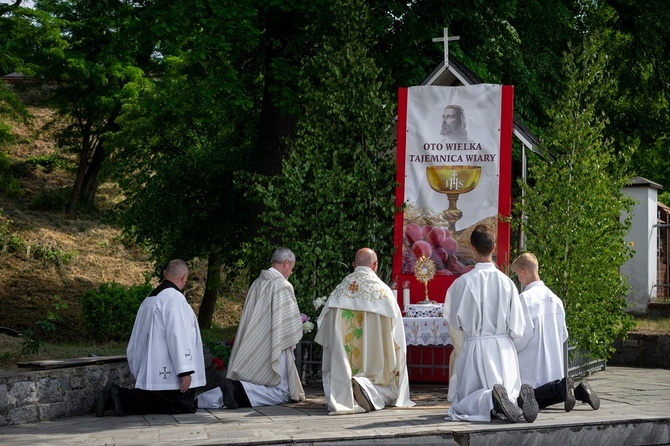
432;28;460;68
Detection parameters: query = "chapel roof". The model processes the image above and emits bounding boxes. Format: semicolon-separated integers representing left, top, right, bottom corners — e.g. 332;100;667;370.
420;55;543;157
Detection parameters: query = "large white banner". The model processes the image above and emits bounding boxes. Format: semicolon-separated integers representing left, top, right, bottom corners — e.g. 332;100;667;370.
400;85;503;277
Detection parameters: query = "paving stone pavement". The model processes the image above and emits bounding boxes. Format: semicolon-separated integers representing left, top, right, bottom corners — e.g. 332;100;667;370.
1;366;670;446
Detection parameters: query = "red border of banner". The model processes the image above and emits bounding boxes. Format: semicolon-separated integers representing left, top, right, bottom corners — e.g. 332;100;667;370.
392;86;514;305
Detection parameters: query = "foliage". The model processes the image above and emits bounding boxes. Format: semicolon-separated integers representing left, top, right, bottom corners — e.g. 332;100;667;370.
596;0;670;194
0;69;32;148
202;335;234;368
659;191;670;207
0;150;21;196
29;186;70;212
24;152;70;173
365;0;585;133
19;295;68;357
0;209;24;253
516;34;635;360
29;241;75;265
247;0;397;320
80;278;153;343
6;1;146;213
109;0;262;328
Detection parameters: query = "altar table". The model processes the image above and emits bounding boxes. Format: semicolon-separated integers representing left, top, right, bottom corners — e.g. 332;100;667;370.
403;304;453;384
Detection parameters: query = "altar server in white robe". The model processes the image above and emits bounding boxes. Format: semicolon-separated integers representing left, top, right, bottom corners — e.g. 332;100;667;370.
444;224;538;423
315;248;414;414
222;247;305;408
512;253;600;411
95;259;206;416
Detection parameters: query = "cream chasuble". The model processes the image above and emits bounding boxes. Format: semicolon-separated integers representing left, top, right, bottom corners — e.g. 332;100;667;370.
315;266;414;415
227;268;305;402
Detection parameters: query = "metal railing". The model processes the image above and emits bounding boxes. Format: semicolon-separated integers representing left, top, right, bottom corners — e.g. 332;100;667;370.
566;342;606;378
294;341;323;383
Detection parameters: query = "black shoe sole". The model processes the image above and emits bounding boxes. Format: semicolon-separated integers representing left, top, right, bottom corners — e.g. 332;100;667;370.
492;384;519;423
576;381;600;410
519;384;539;423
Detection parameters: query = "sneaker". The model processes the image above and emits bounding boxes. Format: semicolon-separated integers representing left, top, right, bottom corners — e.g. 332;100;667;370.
492;384;519;423
490;409;507;421
564;376;576;412
518;384;539;423
352;379;374;412
221;378;239;409
575;380;600;410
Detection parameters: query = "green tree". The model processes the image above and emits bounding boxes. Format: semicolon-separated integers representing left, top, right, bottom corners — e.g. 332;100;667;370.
8;0;144;214
364;0;585;132
599;0;670;193
0;1;32;149
518;34;635;360
1;2;33;197
249;0;397;318
110;0;259;329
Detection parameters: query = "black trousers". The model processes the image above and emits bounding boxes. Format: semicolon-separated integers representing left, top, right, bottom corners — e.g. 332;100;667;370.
533;378;566;409
116;386;197;415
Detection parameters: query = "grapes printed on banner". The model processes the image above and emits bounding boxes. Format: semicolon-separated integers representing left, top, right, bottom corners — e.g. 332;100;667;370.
402;222;474;276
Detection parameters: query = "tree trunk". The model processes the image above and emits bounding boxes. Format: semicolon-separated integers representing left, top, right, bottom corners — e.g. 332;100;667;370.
67;121;93;216
81;142;106;205
251;10;300;233
198;251;223;330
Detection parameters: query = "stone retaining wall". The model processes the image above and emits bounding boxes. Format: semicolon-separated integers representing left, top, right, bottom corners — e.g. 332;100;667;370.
1;334;667;427
0;361;133;426
609;333;670;368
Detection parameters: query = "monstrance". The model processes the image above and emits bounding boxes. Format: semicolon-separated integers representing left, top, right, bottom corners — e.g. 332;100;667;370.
414;255;437;305
426;165;482;233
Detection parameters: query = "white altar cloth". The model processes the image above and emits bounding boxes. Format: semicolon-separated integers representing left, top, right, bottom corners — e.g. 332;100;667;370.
403;317;451;346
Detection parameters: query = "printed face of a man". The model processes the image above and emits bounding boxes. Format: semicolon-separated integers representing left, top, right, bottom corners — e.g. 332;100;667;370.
442;107;460;134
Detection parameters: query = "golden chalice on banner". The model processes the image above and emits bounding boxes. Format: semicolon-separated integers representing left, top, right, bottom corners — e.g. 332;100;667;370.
414;255;436;304
426;165;482;233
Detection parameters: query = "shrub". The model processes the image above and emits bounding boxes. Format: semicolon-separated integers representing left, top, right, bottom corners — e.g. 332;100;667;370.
81;277;153;343
0;210;75;264
202;335;234;368
0;211;25;254
20;296;68;357
24;153;70;173
29;187;71;212
0;151;22;197
29;241;76;265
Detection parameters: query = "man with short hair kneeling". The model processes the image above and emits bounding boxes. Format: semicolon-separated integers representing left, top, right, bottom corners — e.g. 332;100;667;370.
315;248;414;414
221;247;305;409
